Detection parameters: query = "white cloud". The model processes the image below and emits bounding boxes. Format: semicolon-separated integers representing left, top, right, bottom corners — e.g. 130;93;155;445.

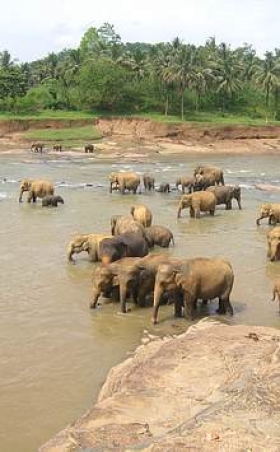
0;0;278;60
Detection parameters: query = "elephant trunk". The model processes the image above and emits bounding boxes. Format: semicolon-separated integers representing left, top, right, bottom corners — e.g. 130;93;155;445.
67;245;74;262
19;189;24;203
177;203;183;218
270;243;280;261
256;215;263;225
152;285;163;324
90;289;101;309
119;283;127;313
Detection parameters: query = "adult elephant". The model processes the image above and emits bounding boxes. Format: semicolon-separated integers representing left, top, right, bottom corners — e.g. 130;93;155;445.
143;173;155;191
111;215;145;237
67;233;112;262
109;172;140;194
152;257;234;324
176;176;195;194
256;203;280;225
31;142;44;153
85;144;94;153
194;165;225;186
193;173;216;191
267;227;280;261
19;179;54;203
177;191;216;219
42;195;64;207
99;232;149;265
206;185;242;210
144;225;174;248
131;204;153;228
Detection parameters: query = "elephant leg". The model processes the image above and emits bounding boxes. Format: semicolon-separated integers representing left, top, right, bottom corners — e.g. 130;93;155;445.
183;296;195;320
90;290;101;309
174;293;183;317
223;297;234;316
27;191;34;203
194;208;200;219
217;298;226;314
202;299;208;305
267;243;272;258
209;208;215;216
190;206;195;218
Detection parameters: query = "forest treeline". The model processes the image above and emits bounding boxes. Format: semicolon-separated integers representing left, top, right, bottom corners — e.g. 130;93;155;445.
1;23;280;120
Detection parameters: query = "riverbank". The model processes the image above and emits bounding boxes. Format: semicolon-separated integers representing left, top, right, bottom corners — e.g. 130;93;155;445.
1;116;280;159
39;318;280;451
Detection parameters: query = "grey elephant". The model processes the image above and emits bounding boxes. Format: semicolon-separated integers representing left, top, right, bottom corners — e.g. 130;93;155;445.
67;233;112;262
206;185;242;210
176;176;195;194
131;204;153;228
53;144;62;152
143;173;155;191
177;191;216;219
42;195;64;207
85;144;94;153
31;142;44;153
152;257;234;324
19;179;54;203
109;172;140;194
158;182;170;193
144;225;174;248
99;232;149;265
194;165;225;185
111;215;145;237
256;203;280;225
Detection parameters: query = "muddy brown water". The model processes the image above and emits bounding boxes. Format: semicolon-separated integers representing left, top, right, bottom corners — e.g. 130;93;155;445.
1;152;280;452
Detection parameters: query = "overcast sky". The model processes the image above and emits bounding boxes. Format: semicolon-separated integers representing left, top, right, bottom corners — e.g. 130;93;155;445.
0;0;277;61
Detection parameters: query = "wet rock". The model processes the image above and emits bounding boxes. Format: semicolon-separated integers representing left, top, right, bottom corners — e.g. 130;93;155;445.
39;320;280;452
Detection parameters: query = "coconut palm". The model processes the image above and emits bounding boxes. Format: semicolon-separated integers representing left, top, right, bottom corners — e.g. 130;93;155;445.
254;51;280;121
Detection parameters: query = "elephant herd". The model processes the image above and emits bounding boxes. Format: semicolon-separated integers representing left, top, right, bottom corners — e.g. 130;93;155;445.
18;163;280;322
30;142;94;154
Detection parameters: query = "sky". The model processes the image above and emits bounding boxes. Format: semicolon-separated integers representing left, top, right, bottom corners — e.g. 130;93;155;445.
0;0;278;61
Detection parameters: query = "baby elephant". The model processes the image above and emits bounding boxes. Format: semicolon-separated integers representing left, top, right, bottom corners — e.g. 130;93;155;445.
144;225;174;248
85;144;94;153
42;195;64;207
158;182;170;193
272;281;280;313
177;191;216;219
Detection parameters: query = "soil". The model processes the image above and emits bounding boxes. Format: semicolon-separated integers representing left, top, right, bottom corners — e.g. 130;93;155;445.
1;117;280;159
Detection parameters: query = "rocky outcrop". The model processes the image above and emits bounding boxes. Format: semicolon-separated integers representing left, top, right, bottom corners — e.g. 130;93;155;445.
39;319;280;451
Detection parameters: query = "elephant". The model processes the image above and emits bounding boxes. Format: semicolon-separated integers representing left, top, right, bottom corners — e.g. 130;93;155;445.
53;144;62;152
67;233;112;262
256;203;280;225
99;232;149;265
152;257;234;324
193;173;216;191
176;176;196;194
272;280;280;313
31;142;44;153
144;225;174;248
111;215;145;237
42;195;64;207
19;179;54;203
206;185;242;210
131;204;153;228
267;227;280;261
158;182;170;193
109;172;140;194
177;191;216;219
85;144;94;153
194;165;225;186
143;173;155;191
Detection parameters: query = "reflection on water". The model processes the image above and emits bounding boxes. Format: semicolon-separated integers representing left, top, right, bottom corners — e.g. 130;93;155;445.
1;153;280;452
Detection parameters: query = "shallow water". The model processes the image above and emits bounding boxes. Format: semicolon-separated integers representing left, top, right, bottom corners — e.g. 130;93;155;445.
1;152;280;452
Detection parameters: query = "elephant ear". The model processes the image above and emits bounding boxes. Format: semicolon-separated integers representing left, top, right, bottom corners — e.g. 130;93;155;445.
175;273;184;287
82;241;90;252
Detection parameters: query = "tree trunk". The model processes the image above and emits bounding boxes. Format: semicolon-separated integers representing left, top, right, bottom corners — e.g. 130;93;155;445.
164;91;169;116
265;87;270;123
181;88;184;121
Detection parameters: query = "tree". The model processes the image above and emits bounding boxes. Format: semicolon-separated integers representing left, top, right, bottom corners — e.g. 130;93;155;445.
254;51;280;121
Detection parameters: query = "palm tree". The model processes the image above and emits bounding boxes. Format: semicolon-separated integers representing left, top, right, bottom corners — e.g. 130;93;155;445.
190;49;214;111
153;43;175;116
254;51;280;121
0;50;13;68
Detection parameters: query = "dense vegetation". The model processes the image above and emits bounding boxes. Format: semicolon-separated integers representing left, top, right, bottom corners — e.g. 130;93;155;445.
1;23;280;122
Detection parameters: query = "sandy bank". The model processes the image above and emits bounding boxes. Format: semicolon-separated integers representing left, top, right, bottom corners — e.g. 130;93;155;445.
39;319;280;451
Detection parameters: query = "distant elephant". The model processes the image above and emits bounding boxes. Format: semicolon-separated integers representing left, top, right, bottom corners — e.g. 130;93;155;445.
272;280;280;313
177;191;216;219
131;204;153;228
111;215;145;237
176;176;195;194
85;144;94;153
193;173;216;191
206;185;242;210
267;227;280;261
67;233;112;262
158;182;170;193
42;195;64;207
256;203;280;225
53;144;62;152
153;257;234;324
143;173;155;191
100;232;149;265
19;179;54;203
31;142;44;153
194;165;225;185
109;172;140;194
144;225;174;248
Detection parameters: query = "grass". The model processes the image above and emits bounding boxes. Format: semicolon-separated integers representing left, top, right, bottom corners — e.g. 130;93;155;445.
24;125;102;143
0;110;97;120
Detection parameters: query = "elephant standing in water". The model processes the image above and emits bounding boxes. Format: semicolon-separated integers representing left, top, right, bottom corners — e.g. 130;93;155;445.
194;165;225;186
177;191;216;218
109;172;140;194
67;233;112;262
206;185;242;210
267;227;280;261
19;179;54;203
152;257;234;324
31;142;44;153
256;203;280;225
42;195;64;207
144;225;174;248
176;177;195;194
99;233;149;265
111;216;145;237
143;173;155;191
131;204;153;228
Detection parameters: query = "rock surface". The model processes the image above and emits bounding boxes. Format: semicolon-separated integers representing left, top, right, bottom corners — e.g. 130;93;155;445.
40;319;280;451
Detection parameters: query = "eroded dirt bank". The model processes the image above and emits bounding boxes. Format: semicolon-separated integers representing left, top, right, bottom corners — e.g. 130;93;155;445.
39;319;280;452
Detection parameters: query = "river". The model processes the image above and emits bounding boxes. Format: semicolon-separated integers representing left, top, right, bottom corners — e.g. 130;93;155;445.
0;152;280;452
